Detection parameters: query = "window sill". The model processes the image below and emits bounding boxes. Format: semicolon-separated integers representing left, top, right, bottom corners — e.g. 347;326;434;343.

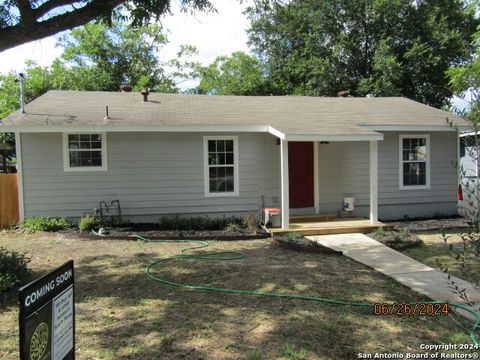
204;191;239;197
64;166;108;172
399;185;430;190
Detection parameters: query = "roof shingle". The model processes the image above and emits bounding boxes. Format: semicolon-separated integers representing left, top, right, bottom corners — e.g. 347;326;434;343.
0;90;467;136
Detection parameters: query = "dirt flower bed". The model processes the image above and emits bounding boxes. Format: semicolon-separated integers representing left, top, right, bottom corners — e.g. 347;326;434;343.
56;225;271;241
17;214;270;241
369;228;423;250
273;232;342;255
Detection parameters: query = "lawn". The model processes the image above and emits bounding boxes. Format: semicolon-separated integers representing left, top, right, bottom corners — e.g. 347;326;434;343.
0;231;474;360
402;229;480;285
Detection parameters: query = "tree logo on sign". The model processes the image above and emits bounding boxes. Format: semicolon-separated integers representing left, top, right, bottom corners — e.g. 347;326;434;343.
30;322;48;360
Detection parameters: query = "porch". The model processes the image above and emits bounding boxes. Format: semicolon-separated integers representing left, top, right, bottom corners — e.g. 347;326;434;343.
278;137;381;230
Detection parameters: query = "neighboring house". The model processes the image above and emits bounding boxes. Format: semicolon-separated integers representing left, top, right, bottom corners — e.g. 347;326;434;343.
459;132;479;178
458;132;479;219
0;90;468;229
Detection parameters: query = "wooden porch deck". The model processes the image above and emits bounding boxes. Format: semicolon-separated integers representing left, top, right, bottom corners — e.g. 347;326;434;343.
269;217;393;236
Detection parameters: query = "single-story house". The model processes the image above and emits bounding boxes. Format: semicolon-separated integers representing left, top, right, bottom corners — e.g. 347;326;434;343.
0;90;468;229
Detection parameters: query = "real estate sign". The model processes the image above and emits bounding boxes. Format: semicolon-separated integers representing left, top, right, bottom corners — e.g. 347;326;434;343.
18;260;75;360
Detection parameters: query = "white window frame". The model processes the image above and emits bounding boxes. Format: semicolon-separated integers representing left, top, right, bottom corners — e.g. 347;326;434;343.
63;132;108;172
399;134;430;190
203;136;239;197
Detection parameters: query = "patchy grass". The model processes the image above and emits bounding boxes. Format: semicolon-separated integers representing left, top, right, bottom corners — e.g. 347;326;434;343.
0;232;474;359
402;230;480;284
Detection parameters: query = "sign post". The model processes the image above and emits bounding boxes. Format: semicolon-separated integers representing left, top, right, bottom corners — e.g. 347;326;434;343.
18;260;75;360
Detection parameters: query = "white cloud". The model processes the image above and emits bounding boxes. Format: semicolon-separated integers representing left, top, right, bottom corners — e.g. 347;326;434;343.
160;0;253;89
161;0;252;64
0;0;253;86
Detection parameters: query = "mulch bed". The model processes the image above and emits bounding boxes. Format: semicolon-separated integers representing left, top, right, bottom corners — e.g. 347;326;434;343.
272;236;343;255
53;226;272;241
369;232;423;250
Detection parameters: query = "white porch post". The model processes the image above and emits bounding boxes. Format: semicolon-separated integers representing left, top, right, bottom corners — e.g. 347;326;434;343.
313;141;320;215
370;140;378;224
281;139;289;229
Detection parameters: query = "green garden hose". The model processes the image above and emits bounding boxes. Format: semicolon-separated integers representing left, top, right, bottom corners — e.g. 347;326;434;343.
132;235;480;346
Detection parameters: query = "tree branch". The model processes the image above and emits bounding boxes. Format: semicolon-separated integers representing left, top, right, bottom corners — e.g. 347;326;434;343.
16;0;35;24
0;0;125;52
33;0;81;20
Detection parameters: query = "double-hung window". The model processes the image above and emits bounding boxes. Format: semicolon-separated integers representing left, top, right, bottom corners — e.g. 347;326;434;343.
63;133;107;171
399;134;430;189
203;136;239;196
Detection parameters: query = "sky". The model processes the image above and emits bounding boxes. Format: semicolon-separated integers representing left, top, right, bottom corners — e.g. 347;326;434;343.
0;0;253;90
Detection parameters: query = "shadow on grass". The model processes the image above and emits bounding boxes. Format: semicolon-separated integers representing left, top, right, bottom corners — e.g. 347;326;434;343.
67;241;470;359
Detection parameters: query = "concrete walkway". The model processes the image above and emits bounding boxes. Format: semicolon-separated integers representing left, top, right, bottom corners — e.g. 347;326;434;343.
308;233;480;322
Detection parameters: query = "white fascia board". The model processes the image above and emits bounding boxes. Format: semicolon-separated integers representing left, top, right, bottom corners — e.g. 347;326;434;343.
267;126;286;139
267;126;381;141
284;133;384;141
1;124;270;133
361;124;468;132
460;131;478;137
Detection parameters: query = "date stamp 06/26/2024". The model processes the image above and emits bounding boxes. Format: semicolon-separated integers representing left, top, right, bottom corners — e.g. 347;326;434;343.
373;303;449;316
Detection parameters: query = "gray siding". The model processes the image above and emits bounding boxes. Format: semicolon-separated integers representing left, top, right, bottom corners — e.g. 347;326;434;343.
21;132;281;221
317;132;458;220
21;130;457;222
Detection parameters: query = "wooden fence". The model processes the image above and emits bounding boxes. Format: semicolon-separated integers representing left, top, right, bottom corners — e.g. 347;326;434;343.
0;174;19;228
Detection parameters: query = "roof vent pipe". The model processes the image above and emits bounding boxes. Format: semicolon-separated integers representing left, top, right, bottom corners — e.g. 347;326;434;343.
104;106;110;120
16;73;25;113
141;89;149;102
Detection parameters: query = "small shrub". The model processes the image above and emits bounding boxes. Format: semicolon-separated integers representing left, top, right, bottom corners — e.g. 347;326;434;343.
372;227;387;239
157;215;243;231
391;229;410;244
284;231;304;242
243;213;260;234
19;216;71;232
374;229;422;250
0;247;31;293
79;214;98;232
224;222;242;233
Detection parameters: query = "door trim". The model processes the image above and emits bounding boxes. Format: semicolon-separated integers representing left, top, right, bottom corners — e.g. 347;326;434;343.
313;141;319;214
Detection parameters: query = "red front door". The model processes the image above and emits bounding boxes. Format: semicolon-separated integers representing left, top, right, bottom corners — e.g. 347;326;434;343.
288;142;314;208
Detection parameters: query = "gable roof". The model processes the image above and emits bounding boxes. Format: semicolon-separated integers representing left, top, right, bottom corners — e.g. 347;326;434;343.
0;90;467;141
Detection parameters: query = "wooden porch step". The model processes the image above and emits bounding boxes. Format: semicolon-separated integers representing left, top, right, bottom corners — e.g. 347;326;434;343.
288;224;393;236
290;214;336;223
270;219;394;236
